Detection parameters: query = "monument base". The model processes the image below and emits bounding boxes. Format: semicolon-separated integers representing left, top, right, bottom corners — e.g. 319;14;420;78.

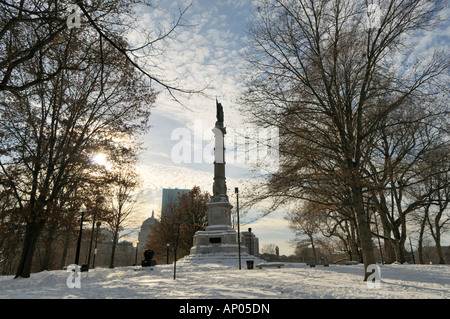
179;251;263;267
185;224;262;266
190;225;239;251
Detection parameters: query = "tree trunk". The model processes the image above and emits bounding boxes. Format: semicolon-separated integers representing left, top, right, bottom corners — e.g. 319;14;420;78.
435;242;446;264
392;228;407;263
310;236;317;264
15;219;46;278
109;230;118;269
352;186;376;281
417;236;424;264
375;193;396;263
430;210;446;264
417;210;428;264
60;228;72;269
383;231;396;264
349;223;358;262
40;223;58;271
40;241;53;271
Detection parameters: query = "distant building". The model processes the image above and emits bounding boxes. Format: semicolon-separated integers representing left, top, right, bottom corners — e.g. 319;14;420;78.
415;246;450;264
138;210;159;254
114;241;135;266
161;188;190;218
241;228;259;257
297;247;321;263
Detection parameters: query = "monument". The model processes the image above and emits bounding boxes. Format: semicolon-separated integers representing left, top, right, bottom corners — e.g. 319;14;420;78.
186;100;260;264
137;210;158;255
141;249;156;267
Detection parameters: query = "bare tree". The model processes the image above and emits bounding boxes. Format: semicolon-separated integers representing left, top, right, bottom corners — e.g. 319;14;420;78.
1;0;203;278
147;186;210;261
418;149;450;264
260;244;278;255
106;167;142;269
0;21;155;277
0;0;199;97
287;201;323;263
241;0;448;279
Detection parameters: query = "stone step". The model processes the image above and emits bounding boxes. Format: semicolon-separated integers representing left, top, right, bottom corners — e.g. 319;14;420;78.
178;253;263;265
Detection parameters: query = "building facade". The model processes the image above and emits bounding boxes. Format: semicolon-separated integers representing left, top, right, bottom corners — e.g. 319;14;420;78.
137;210;159;255
161;188;190;218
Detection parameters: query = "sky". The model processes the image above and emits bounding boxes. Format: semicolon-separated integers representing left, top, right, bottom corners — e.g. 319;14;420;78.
120;0;450;256
123;0;297;255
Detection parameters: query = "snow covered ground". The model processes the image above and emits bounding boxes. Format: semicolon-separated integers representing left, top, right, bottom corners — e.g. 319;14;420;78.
0;260;448;299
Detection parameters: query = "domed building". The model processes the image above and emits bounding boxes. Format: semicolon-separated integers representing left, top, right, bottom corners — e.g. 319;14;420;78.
137;210;159;255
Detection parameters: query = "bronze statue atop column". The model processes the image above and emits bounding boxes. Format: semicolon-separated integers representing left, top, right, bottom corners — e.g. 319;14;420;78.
212;99;228;201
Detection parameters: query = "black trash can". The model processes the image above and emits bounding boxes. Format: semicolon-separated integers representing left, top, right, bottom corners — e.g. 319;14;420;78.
246;260;254;269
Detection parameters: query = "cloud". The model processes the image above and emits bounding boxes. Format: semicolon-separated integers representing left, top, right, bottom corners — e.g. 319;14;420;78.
245;214;296;256
123;1;277;256
130;0;450;258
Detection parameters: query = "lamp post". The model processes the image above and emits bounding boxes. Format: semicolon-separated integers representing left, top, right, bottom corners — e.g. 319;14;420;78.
235;187;241;270
74;204;86;266
373;211;384;264
174;225;181;280
248;228;252;256
135;240;139;265
86;212;97;270
344;231;352;261
166;243;170;264
408;235;416;264
92;222;101;269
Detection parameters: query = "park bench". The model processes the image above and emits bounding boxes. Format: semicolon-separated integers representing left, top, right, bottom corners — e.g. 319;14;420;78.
255;263;285;269
306;262;329;267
